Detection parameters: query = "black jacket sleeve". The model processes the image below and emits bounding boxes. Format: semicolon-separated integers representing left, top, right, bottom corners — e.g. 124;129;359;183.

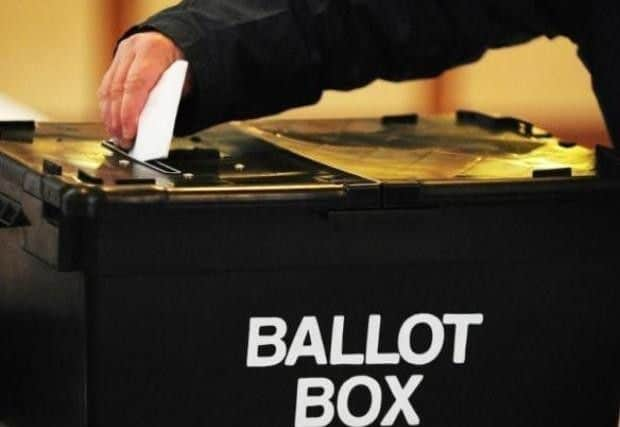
126;0;618;146
576;3;620;147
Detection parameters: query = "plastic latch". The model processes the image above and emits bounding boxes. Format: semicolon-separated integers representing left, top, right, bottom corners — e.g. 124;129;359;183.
0;121;36;142
532;168;572;178
456;110;551;138
0;192;28;228
381;113;419;126
77;170;104;185
43;159;63;176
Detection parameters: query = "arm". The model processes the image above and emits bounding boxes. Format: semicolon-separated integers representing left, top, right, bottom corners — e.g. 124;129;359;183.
134;0;553;135
101;1;614;145
576;3;620;146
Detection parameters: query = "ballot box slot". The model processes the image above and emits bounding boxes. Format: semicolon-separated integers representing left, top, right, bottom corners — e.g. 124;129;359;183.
101;140;183;175
144;160;182;175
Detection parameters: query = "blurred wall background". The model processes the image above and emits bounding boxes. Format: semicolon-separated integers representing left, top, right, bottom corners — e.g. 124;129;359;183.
0;0;610;146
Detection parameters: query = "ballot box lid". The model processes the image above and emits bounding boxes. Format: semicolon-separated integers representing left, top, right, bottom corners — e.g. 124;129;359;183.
1;111;620;217
245;111;620;207
0;121;380;215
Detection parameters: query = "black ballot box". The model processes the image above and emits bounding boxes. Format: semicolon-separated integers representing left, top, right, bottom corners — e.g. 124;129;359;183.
0;112;619;427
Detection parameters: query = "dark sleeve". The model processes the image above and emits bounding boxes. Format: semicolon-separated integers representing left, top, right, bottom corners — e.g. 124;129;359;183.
128;1;612;143
576;3;620;146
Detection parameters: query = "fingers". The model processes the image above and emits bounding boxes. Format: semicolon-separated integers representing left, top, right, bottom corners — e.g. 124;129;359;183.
108;49;136;142
98;32;186;150
98;38;135;143
98;56;120;137
118;55;166;148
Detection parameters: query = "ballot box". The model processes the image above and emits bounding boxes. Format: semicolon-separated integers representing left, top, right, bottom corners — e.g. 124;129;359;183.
0;112;619;427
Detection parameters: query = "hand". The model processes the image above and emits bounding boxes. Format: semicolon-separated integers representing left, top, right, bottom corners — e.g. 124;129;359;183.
98;32;190;149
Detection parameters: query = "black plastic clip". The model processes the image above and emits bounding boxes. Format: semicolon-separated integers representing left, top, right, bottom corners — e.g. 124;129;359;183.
115;178;156;186
456;110;551;138
381;113;419;126
0;192;28;228
532;168;572;178
77;170;104;185
0;121;36;143
43;159;63;176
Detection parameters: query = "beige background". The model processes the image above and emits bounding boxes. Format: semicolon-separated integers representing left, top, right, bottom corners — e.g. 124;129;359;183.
0;1;108;121
0;0;610;146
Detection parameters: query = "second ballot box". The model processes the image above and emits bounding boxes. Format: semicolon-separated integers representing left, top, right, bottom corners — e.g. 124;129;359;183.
0;112;619;427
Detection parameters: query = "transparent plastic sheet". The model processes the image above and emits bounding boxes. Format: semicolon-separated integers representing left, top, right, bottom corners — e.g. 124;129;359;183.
242;116;595;181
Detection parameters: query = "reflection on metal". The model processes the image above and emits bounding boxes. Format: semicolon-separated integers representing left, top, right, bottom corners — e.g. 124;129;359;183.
241;116;595;181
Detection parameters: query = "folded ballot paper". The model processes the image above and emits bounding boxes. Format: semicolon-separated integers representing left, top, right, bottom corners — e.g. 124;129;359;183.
129;60;188;162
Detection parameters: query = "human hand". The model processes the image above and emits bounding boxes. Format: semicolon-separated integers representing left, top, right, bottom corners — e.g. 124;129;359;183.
98;31;190;149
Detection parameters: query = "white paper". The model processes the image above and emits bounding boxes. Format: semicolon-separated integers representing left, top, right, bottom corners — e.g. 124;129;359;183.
129;60;188;161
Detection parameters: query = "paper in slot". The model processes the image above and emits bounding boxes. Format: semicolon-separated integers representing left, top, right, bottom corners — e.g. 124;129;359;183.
129;60;188;162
